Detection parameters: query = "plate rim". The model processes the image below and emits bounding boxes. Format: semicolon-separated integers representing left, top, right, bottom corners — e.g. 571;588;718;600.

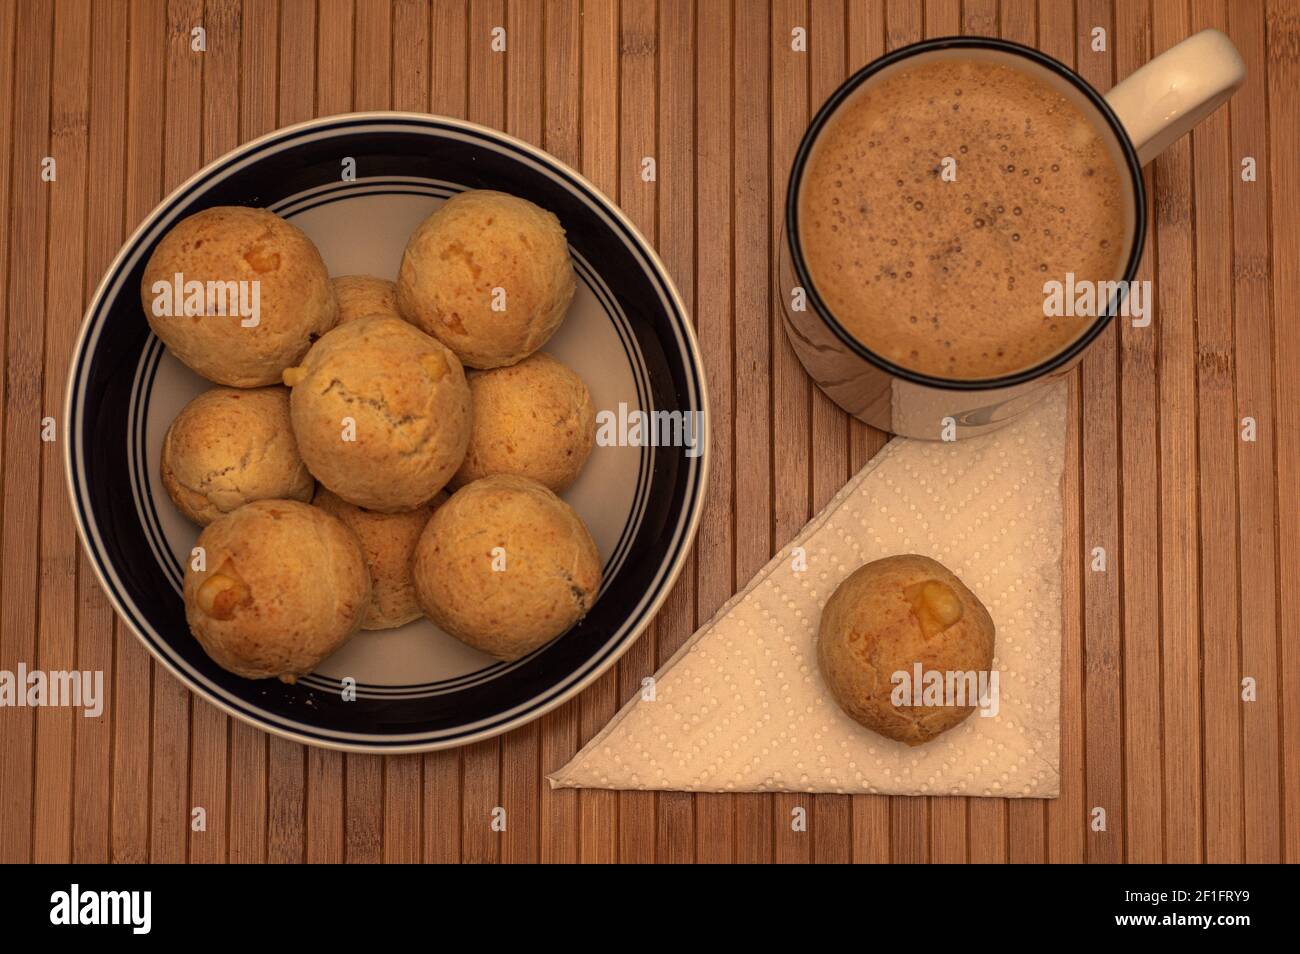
62;110;711;754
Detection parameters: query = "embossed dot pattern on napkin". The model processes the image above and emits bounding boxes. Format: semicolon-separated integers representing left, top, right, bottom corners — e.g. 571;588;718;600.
550;384;1066;797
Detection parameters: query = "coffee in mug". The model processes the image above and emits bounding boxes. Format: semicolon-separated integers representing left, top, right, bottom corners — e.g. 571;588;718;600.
797;55;1128;381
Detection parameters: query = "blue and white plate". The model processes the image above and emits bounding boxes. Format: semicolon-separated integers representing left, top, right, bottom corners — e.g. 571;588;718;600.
65;114;709;752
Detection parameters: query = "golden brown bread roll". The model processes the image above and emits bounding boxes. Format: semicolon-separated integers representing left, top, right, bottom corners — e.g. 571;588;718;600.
332;275;401;324
283;316;472;512
396;190;577;369
141;206;337;387
412;474;601;661
452;352;596;492
161;386;314;526
183;499;370;682
313;486;444;630
817;554;995;746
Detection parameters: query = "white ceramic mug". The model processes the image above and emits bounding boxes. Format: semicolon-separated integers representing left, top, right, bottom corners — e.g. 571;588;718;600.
783;30;1245;439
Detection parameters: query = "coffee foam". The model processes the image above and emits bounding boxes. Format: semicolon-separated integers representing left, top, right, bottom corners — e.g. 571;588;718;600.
798;54;1128;381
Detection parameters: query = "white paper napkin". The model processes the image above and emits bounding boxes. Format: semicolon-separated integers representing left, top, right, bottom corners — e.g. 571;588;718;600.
550;384;1066;797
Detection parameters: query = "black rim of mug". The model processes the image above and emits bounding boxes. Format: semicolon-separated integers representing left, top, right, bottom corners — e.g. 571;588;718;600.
785;35;1149;393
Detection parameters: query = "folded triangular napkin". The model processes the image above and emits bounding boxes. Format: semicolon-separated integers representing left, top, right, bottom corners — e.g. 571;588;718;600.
550;384;1066;797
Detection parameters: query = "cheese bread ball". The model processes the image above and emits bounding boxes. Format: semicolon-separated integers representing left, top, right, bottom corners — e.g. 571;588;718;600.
817;554;995;747
313;487;444;630
396;190;577;369
332;275;401;324
141;206;338;387
161;386;314;526
452;352;595;492
283;316;472;512
183;499;370;682
412;475;601;661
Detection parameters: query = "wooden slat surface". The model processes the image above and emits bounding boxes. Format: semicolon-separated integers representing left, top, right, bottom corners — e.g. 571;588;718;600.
1;0;1296;863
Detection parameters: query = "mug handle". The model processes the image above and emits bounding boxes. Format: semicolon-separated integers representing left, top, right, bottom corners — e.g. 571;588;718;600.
1103;28;1246;166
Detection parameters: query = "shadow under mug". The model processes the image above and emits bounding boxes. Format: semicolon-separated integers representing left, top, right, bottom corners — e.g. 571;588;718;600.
783;31;1245;440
